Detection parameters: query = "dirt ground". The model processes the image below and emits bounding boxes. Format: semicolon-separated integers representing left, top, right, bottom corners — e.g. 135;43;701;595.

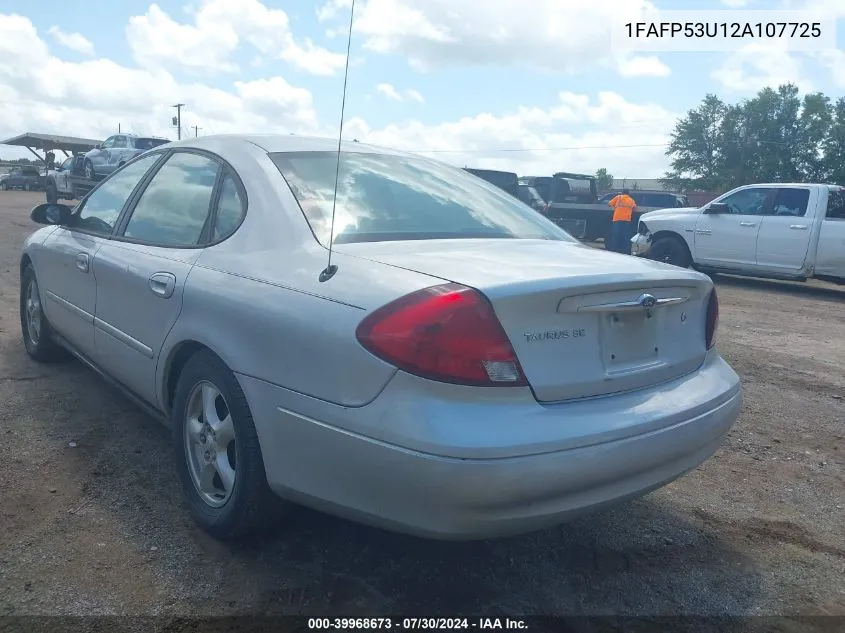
0;191;843;625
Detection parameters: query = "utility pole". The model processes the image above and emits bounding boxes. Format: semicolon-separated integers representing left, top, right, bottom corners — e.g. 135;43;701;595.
118;123;121;133
171;103;185;140
193;125;201;138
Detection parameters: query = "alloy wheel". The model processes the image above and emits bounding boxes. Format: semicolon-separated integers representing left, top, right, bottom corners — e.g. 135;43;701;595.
183;381;237;508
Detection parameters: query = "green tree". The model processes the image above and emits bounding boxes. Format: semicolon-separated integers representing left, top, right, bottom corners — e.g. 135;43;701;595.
662;94;727;191
822;97;845;185
595;167;614;189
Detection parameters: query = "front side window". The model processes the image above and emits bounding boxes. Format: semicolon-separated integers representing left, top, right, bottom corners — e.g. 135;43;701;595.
112;136;128;149
70;153;162;235
122;152;219;246
718;187;773;215
270;151;573;245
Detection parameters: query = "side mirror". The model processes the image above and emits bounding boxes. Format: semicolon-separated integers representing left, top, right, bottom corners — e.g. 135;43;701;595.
30;203;72;226
705;202;729;214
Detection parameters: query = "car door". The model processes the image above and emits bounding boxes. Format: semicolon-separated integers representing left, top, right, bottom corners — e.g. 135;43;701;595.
694;186;775;267
36;153;163;357
110;135;132;170
91;136;116;173
56;157;73;194
815;188;845;278
755;187;818;273
91;151;223;405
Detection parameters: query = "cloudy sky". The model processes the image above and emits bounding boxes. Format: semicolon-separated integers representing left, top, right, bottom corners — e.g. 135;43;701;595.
0;0;843;179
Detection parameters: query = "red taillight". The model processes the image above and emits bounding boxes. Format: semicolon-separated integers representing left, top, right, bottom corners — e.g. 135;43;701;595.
355;283;527;387
705;288;719;350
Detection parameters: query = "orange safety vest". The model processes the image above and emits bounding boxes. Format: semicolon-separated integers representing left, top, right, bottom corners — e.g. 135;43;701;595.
609;194;637;223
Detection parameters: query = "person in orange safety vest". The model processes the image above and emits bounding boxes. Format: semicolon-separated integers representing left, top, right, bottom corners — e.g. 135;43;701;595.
607;188;637;254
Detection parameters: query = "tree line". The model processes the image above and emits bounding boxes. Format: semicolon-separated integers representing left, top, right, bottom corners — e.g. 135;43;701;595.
660;84;845;193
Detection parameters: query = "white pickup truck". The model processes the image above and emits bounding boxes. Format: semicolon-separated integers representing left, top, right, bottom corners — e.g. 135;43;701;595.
631;183;845;284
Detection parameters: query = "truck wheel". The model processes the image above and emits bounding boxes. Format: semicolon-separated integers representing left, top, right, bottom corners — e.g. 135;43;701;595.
83;160;95;180
650;235;691;268
46;182;58;204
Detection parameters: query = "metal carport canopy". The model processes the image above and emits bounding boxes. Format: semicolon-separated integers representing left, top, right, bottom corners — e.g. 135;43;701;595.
0;132;103;161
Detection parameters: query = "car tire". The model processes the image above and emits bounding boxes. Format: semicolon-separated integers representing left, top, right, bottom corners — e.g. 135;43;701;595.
650;235;692;268
171;350;283;540
46;182;58;204
20;265;67;363
1;182;7;191
83;160;95;180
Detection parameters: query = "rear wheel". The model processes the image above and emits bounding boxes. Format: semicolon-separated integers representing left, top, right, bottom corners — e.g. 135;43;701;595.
650;235;691;268
20;266;66;362
171;350;283;540
1;182;7;190
83;160;95;180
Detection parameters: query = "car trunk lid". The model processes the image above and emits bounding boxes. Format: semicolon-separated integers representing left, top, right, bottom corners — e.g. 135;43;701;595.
338;239;712;402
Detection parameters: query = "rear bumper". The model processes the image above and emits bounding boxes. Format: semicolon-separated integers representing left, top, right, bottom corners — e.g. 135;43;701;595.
631;232;652;256
238;354;742;540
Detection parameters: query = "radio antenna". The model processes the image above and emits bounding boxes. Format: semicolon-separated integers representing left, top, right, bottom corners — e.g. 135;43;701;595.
319;0;356;283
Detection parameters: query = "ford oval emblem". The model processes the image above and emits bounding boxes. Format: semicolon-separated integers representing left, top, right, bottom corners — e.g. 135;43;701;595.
639;293;657;308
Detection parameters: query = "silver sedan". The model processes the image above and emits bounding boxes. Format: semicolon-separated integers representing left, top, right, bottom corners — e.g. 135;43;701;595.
19;135;742;540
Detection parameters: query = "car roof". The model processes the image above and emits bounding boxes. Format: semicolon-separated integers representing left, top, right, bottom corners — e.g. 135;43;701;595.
165;134;413;158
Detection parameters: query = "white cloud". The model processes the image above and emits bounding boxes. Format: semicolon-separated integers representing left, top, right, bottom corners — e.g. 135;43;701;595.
343;91;679;178
0;11;675;179
127;0;347;77
47;26;95;56
721;0;751;7
711;43;813;93
405;89;424;104
319;0;667;78
0;13;318;146
375;84;425;103
615;55;671;77
376;83;403;101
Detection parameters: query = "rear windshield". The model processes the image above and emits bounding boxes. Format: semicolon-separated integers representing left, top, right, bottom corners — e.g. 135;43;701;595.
270;151;574;245
135;138;169;150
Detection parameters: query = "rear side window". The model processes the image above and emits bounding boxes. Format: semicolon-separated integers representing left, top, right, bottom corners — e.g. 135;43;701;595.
213;174;246;240
771;188;810;217
122;152;219;246
825;190;845;220
270;151;573;245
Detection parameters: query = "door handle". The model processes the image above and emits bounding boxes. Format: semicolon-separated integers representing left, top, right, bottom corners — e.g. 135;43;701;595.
739;222;757;227
149;272;176;298
75;252;89;273
789;224;808;230
695;230;712;235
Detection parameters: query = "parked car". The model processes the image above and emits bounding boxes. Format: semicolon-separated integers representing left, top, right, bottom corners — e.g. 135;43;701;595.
45;157;76;203
20;135;741;541
1;166;42;191
82;134;171;179
632;183;845;284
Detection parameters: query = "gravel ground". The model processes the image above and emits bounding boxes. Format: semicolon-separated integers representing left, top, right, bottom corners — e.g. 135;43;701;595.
0;191;843;626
